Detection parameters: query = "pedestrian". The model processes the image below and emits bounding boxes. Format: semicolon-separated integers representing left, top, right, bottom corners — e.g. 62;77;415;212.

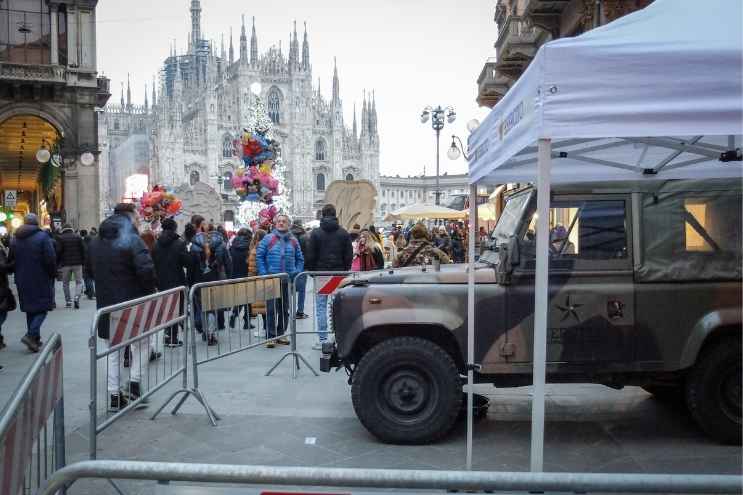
383;232;397;265
349;224;361;243
352;231;385;272
290;219;310;319
305;204;352;350
434;226;453;258
10;214;56;353
247;229;267;337
394;226;407;250
228;227;253;330
256;214;304;348
0;237;16;365
392;222;451;268
152;217;190;347
56;223;86;309
80;229;96;299
88;203;157;410
451;230;465;263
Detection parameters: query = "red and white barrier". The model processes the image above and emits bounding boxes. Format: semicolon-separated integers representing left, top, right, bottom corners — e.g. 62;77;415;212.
109;291;180;346
315;276;347;296
0;346;63;495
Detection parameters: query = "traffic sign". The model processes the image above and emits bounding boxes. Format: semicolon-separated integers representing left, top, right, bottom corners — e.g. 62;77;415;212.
4;190;16;208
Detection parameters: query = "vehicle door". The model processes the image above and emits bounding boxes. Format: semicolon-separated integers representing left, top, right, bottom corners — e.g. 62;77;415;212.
503;194;636;371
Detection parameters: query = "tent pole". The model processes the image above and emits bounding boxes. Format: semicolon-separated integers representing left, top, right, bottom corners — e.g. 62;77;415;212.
466;182;477;471
531;138;552;473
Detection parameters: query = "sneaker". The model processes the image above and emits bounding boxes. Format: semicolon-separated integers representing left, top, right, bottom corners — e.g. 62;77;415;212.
277;337;291;346
265;341;275;348
149;350;162;362
207;335;218;346
109;392;128;412
65;301;72;308
21;335;39;353
296;312;310;319
74;299;80;310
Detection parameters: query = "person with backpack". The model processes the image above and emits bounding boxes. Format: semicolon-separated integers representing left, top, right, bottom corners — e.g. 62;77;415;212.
192;221;232;345
256;214;304;348
228;228;252;329
56;224;86;309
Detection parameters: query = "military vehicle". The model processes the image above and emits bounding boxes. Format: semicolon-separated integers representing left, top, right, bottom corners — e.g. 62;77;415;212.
320;179;742;445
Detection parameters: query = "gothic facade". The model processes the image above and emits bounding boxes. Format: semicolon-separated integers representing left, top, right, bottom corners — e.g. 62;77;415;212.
100;1;380;223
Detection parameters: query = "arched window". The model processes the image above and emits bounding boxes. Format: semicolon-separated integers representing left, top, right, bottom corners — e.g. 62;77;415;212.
222;135;234;158
315;139;326;161
222;171;233;191
190;170;200;185
316;173;325;192
345;173;354;181
268;87;281;124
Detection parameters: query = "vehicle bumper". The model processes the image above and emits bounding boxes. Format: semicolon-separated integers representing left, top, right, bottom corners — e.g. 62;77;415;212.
320;341;341;372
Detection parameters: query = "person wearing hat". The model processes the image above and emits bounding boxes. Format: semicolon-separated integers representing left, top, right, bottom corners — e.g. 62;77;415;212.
56;223;86;309
10;213;57;352
392;222;451;268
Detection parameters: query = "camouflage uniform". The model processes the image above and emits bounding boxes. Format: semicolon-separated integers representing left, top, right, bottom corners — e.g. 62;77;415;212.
392;239;451;267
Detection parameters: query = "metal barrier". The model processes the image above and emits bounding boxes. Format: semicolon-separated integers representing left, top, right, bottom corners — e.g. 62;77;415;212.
38;460;743;494
89;286;190;459
0;333;65;495
162;275;292;426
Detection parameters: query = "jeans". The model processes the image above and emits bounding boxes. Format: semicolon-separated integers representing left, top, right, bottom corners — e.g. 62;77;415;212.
25;312;47;339
60;265;83;302
315;294;329;342
295;273;307;314
84;276;96;298
266;280;289;339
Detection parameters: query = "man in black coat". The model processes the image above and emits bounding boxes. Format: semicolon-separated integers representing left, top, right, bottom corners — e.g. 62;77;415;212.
228;228;252;329
10;214;56;353
88;203;156;410
152;218;190;346
56;224;86;309
305;204;353;349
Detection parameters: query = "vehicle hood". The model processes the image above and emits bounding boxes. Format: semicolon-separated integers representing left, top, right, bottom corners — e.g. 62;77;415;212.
338;263;496;288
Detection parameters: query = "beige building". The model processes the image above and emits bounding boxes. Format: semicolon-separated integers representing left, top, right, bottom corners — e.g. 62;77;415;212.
477;0;653;108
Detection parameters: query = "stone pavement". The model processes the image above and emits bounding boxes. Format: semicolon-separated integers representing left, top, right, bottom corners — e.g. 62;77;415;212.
0;283;740;495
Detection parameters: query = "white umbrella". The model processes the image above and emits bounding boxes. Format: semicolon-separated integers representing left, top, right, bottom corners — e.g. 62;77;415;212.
383;203;467;222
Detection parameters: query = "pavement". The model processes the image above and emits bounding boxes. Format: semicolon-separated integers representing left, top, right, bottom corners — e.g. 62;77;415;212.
0;282;740;495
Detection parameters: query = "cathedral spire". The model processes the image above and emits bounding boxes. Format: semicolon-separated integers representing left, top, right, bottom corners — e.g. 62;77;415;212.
120;82;124;108
190;0;202;54
371;90;378;135
229;27;234;65
361;90;368;136
332;56;340;103
144;82;148;112
250;16;258;66
220;33;225;60
240;14;248;63
126;73;131;109
301;21;310;71
152;75;157;107
289;20;299;69
352;102;357;139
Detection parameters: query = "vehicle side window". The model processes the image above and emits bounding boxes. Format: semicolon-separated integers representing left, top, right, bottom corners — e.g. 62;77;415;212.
522;200;628;263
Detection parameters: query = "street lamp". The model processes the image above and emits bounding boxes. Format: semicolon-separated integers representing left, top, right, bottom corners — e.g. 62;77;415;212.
447;135;470;161
420;105;456;205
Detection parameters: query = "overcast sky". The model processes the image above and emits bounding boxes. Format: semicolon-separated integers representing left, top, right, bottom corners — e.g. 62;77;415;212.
97;1;496;178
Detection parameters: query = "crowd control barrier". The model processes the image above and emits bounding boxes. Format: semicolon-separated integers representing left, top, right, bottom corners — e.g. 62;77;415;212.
89;286;190;459
38;460;743;495
288;270;358;339
167;274;292;426
0;333;66;495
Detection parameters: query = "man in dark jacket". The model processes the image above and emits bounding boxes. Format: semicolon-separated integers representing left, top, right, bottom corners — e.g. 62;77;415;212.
11;214;57;353
290;220;310;319
152;218;190;346
56;224;86;309
228;228;252;329
305;204;352;349
88;203;156;410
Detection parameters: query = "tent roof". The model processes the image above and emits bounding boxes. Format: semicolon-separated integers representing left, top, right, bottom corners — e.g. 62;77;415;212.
383;203;467;221
468;0;742;185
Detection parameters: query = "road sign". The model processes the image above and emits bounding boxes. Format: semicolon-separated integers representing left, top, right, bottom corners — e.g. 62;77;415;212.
4;190;16;208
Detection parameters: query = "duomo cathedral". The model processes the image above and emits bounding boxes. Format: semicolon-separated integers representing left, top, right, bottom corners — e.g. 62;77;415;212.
99;0;380;223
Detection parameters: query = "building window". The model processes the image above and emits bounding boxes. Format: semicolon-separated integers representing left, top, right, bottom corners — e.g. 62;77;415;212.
382;190;386;197
222;134;234;158
315;139;326;161
316;173;325;192
190;170;200;185
0;0;51;64
345;173;354;181
222;171;233;191
114;119;120;130
268;87;281;124
223;210;235;222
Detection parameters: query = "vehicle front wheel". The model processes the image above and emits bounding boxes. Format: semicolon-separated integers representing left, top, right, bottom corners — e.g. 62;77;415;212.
351;336;462;444
685;337;741;444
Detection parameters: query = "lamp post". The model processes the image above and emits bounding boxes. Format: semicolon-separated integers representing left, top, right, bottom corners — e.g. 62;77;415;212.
420;105;456;205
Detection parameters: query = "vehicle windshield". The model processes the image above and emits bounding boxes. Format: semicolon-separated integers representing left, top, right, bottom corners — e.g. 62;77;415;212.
490;191;531;246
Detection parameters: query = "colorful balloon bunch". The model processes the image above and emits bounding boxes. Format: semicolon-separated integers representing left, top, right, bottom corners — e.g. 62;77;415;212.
139;185;183;222
232;129;282;203
249;204;279;231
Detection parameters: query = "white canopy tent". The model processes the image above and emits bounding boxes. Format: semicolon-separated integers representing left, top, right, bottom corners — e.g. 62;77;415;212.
465;0;742;472
383;203;466;222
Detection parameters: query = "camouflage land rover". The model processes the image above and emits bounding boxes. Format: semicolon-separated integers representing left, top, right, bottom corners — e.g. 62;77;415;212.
320;179;742;445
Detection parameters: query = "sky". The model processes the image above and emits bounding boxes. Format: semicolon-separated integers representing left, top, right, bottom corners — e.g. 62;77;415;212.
96;1;497;178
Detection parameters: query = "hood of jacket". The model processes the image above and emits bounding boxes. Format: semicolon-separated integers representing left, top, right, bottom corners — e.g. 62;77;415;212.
15;224;41;240
157;229;180;247
291;225;306;237
231;234;251;251
320;216;339;233
207;231;226;250
99;214;136;241
61;227;74;234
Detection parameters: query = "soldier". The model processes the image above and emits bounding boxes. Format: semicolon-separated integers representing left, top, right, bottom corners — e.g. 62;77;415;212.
392;223;451;268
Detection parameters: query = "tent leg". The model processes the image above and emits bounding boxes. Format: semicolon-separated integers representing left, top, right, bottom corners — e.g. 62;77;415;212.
531;138;552;473
466;183;478;471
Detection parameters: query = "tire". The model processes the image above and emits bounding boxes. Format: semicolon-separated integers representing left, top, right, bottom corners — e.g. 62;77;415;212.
685;337;742;444
641;384;684;403
351;336;462;444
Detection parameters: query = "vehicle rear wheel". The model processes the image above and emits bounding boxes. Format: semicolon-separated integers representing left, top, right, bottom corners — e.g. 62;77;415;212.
351;336;462;444
685;337;741;444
